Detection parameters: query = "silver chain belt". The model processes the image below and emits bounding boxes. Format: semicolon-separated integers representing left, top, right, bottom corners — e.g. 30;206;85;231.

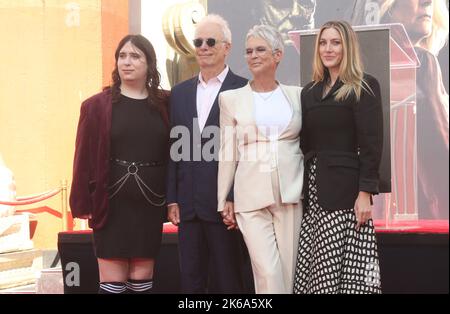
108;158;166;207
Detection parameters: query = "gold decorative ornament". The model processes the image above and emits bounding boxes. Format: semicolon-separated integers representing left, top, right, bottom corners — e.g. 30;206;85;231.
163;1;206;58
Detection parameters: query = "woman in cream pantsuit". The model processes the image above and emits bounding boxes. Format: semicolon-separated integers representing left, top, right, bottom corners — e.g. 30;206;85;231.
217;25;303;294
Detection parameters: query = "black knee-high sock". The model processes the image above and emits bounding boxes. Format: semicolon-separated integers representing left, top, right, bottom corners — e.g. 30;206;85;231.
98;282;127;294
126;278;153;294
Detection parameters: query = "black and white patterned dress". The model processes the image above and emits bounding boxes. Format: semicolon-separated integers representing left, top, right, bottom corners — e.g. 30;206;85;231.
293;158;381;294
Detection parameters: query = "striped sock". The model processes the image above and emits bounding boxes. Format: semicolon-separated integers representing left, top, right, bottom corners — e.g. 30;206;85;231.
98;282;127;294
126;278;153;294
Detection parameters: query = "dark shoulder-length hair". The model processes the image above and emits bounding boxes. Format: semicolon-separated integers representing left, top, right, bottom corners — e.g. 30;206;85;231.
106;34;169;126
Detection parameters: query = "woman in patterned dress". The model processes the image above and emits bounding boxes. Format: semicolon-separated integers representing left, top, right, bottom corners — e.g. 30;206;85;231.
293;20;383;294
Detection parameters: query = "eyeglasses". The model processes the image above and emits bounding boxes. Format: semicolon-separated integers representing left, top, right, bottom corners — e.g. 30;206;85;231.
193;38;225;48
245;46;276;58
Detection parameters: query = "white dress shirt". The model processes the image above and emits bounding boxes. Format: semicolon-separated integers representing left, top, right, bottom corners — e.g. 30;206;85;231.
196;66;229;133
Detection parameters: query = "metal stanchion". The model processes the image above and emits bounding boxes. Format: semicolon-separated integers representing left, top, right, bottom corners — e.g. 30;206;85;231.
61;179;68;231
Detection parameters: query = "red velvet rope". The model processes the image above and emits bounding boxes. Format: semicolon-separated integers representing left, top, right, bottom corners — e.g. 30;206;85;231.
0;188;61;206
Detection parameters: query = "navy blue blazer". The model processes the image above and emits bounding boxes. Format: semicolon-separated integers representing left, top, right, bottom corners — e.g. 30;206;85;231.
167;70;248;222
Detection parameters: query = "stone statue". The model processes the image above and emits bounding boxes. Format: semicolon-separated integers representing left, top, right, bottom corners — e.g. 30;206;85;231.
0;154;16;218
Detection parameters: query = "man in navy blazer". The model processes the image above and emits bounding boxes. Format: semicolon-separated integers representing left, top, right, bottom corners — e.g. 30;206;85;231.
166;14;251;293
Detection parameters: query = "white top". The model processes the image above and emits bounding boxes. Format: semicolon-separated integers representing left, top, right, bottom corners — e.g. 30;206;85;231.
196;66;229;133
253;86;293;141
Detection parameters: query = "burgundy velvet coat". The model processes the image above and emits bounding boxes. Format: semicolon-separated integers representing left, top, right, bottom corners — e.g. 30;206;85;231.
70;89;113;229
70;89;169;229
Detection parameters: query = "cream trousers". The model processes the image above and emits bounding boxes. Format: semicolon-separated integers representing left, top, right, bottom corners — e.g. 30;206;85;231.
236;169;302;294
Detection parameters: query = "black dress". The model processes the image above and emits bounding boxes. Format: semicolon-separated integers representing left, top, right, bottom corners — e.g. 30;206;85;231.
93;95;168;258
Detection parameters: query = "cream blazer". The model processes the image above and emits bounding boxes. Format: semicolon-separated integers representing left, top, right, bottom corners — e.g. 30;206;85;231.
218;82;304;213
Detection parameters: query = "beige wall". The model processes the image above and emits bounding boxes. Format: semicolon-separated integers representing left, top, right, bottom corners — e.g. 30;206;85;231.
102;0;129;87
0;0;201;249
0;0;105;249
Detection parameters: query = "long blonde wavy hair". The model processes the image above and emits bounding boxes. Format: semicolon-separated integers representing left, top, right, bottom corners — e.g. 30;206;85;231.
379;0;449;56
312;20;371;102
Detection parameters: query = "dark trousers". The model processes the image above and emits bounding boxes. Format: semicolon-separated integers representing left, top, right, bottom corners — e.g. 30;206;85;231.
178;217;253;294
